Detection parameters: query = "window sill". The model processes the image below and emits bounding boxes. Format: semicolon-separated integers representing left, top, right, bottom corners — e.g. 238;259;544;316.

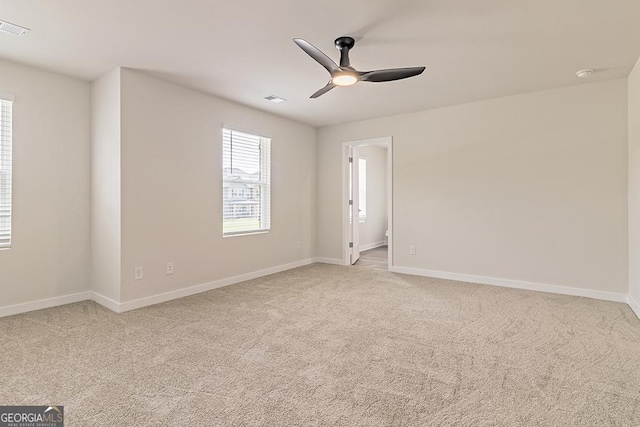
223;230;270;238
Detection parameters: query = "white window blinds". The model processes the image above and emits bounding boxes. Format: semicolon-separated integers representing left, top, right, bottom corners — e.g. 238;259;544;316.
0;96;12;249
359;158;366;222
222;128;271;236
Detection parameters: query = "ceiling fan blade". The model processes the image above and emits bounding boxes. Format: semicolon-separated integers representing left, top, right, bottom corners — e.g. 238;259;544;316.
293;38;340;75
360;67;426;82
310;82;336;98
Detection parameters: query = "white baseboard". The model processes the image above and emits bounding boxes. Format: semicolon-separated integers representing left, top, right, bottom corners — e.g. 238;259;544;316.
314;257;346;266
0;291;92;318
360;241;387;251
91;292;122;313
5;261;635;318
628;295;640;319
389;266;628;303
105;258;317;313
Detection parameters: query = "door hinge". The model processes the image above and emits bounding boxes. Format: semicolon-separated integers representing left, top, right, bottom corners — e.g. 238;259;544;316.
348;156;353;163
349;242;353;248
348;199;353;206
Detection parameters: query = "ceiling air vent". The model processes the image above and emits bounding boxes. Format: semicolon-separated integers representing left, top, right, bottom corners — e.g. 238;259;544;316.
0;20;30;37
264;94;286;103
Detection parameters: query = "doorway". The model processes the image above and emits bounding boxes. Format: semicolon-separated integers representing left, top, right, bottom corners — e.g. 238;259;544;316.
342;137;392;269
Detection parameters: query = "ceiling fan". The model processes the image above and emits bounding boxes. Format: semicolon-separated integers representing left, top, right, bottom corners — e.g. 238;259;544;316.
293;36;425;98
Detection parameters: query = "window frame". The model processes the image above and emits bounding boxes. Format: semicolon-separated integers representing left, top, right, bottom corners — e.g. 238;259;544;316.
0;93;13;250
221;128;271;237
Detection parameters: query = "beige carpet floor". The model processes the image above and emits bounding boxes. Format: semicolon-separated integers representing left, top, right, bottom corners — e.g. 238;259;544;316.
1;264;640;426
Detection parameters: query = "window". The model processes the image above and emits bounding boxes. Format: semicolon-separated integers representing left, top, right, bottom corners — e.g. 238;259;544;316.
0;95;12;249
359;158;366;222
222;128;271;236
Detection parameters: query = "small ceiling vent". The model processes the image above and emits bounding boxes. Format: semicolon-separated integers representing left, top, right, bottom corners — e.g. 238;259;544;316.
264;94;286;103
0;20;30;37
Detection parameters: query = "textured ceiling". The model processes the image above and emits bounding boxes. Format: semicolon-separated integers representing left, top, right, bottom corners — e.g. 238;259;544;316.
0;0;639;127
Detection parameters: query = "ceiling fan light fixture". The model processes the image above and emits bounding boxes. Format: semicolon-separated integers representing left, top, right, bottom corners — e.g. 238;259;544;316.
332;72;358;87
293;37;425;98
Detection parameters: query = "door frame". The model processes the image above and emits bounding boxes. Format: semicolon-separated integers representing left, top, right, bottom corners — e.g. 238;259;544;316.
341;136;393;269
349;146;361;265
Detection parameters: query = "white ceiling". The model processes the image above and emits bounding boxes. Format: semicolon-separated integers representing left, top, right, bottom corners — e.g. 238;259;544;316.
1;0;639;127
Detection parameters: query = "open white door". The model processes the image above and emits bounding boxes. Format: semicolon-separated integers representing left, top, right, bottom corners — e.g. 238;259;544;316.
350;147;361;264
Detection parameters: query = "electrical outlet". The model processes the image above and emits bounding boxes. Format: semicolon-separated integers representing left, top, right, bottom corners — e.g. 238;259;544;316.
409;245;416;255
296;241;301;250
135;267;144;280
166;262;174;275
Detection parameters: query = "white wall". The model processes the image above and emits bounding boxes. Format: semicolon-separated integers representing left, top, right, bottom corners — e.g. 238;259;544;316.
91;68;122;302
0;57;634;314
119;69;316;302
318;80;628;294
356;145;387;249
0;59;91;308
629;57;640;307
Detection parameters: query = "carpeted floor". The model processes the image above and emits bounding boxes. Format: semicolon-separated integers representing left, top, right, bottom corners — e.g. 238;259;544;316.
2;264;640;426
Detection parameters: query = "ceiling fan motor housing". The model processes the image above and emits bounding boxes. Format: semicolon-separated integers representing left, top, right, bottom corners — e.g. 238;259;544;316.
334;36;355;50
335;36;356;68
